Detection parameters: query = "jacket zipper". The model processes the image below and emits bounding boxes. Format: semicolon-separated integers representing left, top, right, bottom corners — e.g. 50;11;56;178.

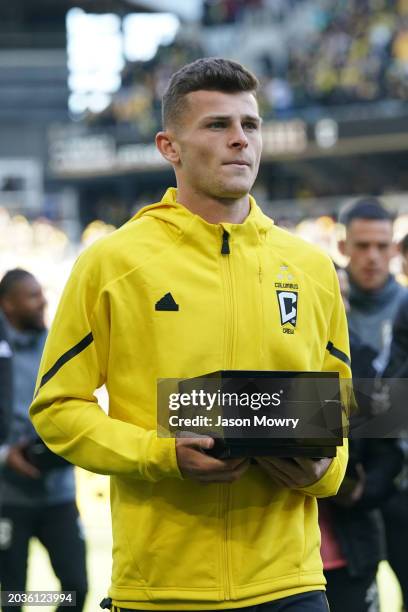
257;253;264;362
221;229;230;255
220;227;233;600
222;485;231;600
220;229;234;367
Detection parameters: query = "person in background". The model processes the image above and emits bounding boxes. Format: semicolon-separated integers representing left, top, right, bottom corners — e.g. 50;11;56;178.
397;233;408;287
319;266;403;612
381;289;408;612
0;269;88;612
338;199;408;609
0;312;12;446
338;197;405;372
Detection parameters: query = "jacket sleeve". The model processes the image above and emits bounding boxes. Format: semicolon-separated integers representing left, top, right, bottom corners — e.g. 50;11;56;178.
29;248;181;482
299;262;351;498
0;318;12;446
383;292;408;379
349;439;402;510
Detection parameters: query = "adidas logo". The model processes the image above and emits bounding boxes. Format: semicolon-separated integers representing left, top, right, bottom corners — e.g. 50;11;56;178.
155;292;179;312
0;340;12;358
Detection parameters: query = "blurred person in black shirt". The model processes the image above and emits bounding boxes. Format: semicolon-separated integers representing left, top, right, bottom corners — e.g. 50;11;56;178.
381;290;408;611
319;266;402;612
0;269;88;612
0;313;12;446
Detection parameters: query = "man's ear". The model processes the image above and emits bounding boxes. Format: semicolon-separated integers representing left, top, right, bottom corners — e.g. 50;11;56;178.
338;239;347;256
155;131;180;165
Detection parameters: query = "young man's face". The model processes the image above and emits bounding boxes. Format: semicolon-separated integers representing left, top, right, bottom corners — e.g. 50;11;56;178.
340;219;395;291
171;90;262;201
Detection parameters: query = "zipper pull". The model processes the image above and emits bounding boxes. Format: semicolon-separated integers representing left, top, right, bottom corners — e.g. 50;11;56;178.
221;229;230;255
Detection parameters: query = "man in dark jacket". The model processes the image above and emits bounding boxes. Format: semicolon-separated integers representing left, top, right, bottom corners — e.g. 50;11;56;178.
338;197;405;368
381;291;408;610
337;198;408;607
0;313;12;446
0;269;88;612
320;267;402;612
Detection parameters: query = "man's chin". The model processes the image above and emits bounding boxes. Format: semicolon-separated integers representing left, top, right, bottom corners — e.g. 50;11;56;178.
22;321;46;333
215;183;253;201
360;278;387;292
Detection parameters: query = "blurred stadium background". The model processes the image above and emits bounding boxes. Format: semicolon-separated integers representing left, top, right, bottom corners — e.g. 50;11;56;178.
0;0;407;610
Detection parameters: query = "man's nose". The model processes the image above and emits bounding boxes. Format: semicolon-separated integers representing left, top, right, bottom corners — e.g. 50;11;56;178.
367;246;380;261
229;124;248;148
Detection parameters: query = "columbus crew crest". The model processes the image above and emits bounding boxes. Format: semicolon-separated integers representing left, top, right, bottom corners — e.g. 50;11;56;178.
276;291;298;327
274;265;299;332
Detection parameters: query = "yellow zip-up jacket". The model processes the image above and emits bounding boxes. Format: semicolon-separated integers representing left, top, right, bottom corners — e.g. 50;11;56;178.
30;188;350;610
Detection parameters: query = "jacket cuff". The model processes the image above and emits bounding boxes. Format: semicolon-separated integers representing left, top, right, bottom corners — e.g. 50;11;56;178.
297;439;348;498
143;434;182;482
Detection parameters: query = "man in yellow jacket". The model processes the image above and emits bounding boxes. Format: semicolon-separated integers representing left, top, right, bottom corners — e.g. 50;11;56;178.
30;58;350;612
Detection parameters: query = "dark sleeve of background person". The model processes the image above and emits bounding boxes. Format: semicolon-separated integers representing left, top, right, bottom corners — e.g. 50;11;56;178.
349;329;378;380
347;330;403;508
0;316;12;445
383;292;408;379
333;439;403;511
348;328;378;420
353;439;402;509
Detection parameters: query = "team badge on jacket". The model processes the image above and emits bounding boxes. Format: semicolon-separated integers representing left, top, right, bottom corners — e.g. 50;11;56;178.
275;266;298;334
277;291;298;327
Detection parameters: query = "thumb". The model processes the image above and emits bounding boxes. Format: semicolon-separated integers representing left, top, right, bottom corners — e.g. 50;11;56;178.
176;434;214;450
193;437;215;451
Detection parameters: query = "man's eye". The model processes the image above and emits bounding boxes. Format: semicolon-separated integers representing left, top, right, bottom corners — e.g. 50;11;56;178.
208;122;225;129
243;122;258;130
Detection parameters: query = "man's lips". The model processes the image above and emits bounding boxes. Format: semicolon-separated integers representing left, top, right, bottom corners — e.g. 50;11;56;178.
363;269;379;275
223;161;250;166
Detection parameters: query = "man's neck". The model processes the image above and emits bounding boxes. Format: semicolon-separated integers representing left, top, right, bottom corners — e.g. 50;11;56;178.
176;185;250;224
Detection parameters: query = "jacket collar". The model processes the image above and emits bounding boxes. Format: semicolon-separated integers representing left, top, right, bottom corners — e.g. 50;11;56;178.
132;187;274;249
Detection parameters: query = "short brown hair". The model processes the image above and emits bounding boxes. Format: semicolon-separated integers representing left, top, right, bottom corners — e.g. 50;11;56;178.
339;197;394;227
162;57;259;129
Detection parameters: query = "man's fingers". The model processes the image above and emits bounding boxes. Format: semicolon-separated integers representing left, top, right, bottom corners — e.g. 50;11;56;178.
189;453;248;475
256;456;332;488
6;448;41;478
256;458;294;487
198;459;250;483
176;435;214;451
18;461;41;479
259;457;303;478
176;438;250;482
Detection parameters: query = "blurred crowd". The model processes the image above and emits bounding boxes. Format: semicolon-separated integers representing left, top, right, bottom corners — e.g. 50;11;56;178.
259;0;408;114
88;0;408;134
202;0;270;25
0;208;115;323
202;0;304;25
89;38;204;139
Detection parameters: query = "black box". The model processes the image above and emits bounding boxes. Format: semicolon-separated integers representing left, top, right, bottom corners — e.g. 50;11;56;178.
177;370;344;458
